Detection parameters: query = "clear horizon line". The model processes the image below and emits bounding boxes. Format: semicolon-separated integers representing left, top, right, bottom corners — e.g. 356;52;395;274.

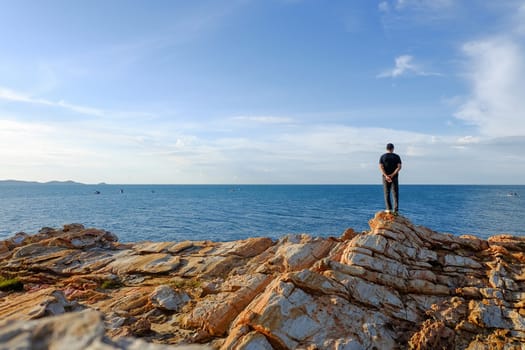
1;179;524;186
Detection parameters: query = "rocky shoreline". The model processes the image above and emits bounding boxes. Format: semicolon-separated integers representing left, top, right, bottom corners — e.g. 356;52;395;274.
1;212;524;349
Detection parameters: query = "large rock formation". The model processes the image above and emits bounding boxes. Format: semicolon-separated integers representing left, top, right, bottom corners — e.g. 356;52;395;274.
1;212;524;349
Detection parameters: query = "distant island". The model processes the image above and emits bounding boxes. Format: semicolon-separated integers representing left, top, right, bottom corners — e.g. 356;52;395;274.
0;180;86;185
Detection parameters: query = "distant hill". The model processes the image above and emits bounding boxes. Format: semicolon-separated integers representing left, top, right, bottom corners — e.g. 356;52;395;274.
44;180;85;185
0;180;86;185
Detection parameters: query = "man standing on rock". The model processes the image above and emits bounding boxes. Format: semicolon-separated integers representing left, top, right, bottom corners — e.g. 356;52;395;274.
379;143;402;215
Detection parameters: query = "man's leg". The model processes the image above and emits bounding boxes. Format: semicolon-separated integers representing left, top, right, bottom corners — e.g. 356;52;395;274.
383;177;392;211
392;177;399;212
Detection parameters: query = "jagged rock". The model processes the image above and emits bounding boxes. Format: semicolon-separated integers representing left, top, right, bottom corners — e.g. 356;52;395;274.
107;251;182;274
150;285;190;311
183;273;273;336
408;319;455;350
0;287;84;322
1;212;525;349
0;309;209;350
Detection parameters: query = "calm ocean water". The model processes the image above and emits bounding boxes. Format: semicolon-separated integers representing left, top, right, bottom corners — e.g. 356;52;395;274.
0;184;523;242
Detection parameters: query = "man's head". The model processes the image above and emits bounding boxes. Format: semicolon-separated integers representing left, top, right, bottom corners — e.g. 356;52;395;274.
386;143;394;152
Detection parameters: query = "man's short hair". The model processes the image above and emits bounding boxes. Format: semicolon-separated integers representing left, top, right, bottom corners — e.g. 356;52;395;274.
386;143;394;151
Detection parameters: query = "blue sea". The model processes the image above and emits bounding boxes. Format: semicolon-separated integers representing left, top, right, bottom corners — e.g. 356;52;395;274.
0;184;523;242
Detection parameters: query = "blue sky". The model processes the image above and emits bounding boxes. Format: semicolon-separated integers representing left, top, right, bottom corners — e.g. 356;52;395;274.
0;0;524;184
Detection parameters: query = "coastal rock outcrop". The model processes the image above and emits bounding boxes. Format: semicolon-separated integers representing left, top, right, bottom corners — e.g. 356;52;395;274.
1;213;524;349
0;309;207;350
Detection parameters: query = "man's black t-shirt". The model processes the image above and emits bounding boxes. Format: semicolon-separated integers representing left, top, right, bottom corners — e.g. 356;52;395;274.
379;153;402;177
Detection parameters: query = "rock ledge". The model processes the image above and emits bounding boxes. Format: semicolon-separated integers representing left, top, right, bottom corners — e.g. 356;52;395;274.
1;212;524;349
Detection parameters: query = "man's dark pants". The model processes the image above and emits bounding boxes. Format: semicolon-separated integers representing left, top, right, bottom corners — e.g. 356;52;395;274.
383;176;399;212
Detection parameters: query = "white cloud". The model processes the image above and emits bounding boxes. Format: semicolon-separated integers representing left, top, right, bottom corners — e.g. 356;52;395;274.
0;119;54;135
456;135;479;145
377;55;441;78
231;116;294;124
0;119;95;178
379;0;458;27
0;86;105;117
515;2;525;35
0;87;36;104
378;1;390;13
0;112;523;184
394;0;408;9
394;0;454;11
56;100;105;117
0;116;203;183
405;145;425;157
378;55;414;78
455;37;525;137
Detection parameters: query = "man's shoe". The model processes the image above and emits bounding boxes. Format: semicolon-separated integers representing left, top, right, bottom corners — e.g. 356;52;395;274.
384;210;391;214
393;211;399;217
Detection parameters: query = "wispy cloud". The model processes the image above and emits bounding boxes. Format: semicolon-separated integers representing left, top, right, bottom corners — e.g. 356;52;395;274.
514;1;525;35
1;110;523;184
231;116;294;124
456;135;479;145
393;0;454;11
379;0;455;13
2;2;524;184
379;0;458;26
0;86;105;117
0;87;41;104
377;55;441;78
378;2;390;13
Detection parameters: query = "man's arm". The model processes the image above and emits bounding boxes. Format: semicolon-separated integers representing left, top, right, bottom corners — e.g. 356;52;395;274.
379;164;388;177
379;164;393;182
